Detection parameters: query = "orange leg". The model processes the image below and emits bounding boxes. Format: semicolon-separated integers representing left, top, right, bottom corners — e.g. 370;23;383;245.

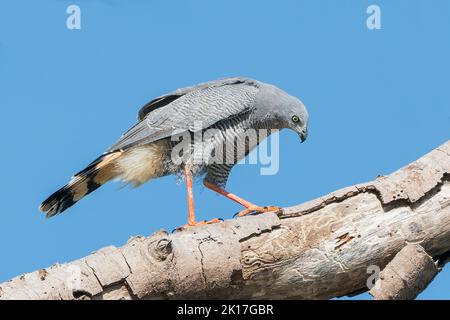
185;165;196;226
203;181;280;217
182;165;222;228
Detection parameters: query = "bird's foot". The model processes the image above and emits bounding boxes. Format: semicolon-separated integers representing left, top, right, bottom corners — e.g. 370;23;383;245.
174;218;223;232
234;205;281;217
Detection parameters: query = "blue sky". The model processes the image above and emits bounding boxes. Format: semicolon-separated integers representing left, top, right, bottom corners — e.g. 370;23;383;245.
0;0;449;299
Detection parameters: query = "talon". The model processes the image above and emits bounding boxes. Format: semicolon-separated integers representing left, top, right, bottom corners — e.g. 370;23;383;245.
236;205;281;217
203;182;282;219
193;218;223;225
174;217;223;232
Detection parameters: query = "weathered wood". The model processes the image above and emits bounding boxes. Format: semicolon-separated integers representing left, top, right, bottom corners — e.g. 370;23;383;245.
369;244;438;300
1;140;449;300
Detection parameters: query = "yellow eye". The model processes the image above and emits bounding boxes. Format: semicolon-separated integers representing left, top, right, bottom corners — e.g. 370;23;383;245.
292;115;300;123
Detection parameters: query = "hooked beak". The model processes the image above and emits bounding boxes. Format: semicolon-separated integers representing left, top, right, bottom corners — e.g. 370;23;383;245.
299;128;308;143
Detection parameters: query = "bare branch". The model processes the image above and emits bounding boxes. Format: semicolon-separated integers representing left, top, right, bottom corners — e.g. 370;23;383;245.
1;140;449;300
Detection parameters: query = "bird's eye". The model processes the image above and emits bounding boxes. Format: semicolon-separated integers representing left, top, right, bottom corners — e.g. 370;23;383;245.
292;115;300;123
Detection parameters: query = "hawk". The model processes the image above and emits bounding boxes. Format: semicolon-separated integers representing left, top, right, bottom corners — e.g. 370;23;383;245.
40;77;309;227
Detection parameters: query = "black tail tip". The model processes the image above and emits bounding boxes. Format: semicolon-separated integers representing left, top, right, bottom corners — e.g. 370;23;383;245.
39;200;60;218
38;202;57;218
39;187;76;218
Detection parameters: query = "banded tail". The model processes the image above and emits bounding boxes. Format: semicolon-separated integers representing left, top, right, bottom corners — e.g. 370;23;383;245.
39;152;122;217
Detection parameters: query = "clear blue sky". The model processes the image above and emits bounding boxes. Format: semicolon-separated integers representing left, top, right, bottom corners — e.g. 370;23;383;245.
0;0;449;299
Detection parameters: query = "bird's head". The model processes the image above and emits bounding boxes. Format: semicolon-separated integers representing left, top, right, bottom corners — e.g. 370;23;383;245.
283;96;309;143
255;84;309;143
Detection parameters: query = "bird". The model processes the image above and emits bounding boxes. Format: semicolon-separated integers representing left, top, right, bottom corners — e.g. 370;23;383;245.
39;77;309;227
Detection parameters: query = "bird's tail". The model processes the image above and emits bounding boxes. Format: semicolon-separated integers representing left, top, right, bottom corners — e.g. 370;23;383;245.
39;151;122;217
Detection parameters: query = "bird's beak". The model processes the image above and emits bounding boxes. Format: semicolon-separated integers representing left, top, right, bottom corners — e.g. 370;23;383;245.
299;128;308;143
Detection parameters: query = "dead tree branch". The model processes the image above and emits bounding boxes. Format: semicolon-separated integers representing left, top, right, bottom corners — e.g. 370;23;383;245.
1;140;449;300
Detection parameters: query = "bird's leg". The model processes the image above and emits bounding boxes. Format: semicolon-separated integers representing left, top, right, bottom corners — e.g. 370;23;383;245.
182;165;222;228
203;181;280;217
185;164;196;226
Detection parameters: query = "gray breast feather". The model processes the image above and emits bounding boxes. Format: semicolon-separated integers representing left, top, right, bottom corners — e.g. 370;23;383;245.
108;79;260;152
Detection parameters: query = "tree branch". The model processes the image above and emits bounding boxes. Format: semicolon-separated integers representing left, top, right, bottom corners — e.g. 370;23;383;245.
1;140;449;300
369;244;438;300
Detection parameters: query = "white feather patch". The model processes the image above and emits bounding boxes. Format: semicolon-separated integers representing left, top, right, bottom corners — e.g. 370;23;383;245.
115;141;166;186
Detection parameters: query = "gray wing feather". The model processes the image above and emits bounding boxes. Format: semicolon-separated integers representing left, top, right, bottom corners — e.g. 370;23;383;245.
137;77;258;121
108;78;260;152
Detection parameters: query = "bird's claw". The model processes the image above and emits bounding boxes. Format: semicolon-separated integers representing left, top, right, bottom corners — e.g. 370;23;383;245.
234;206;281;218
173;218;223;232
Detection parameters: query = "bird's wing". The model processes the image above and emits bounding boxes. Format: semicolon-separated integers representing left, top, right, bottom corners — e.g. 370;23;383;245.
137;77;259;121
108;78;260;152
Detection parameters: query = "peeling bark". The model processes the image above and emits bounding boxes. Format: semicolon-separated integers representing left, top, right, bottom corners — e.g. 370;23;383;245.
1;140;449;300
369;244;438;300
